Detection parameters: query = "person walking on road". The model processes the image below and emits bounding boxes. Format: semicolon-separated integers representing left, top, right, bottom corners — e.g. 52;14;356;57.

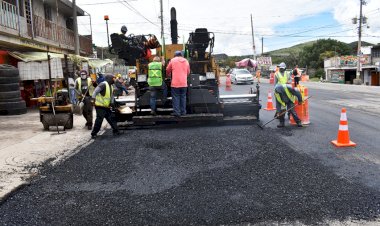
91;75;120;139
293;65;301;86
148;56;167;115
75;70;96;130
255;69;261;83
166;51;190;116
275;62;290;85
274;84;303;128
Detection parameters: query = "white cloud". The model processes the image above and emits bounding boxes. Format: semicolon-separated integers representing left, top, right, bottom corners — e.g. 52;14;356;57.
77;0;380;56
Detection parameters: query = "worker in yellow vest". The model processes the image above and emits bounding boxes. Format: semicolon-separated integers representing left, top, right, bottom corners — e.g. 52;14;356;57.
148;56;167;115
75;70;96;130
90;75;120;139
274;84;303;128
274;62;291;85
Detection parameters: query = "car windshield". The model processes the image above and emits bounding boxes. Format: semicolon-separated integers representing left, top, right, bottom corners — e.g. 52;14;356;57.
235;70;250;75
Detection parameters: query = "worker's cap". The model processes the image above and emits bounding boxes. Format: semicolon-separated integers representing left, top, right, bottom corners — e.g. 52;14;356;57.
279;62;286;69
80;70;88;75
174;50;182;56
121;25;128;32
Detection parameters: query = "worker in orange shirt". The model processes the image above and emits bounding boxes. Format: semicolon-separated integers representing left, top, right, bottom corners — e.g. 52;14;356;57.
255;69;261;83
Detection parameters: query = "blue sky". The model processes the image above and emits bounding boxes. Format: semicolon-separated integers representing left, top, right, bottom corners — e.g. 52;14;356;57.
77;0;380;56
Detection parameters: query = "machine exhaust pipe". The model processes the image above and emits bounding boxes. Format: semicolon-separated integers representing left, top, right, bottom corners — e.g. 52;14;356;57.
170;7;178;44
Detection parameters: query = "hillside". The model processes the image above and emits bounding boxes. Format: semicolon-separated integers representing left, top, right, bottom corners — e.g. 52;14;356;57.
266;41;316;57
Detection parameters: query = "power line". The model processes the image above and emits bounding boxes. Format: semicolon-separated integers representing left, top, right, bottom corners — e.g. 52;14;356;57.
118;0;159;27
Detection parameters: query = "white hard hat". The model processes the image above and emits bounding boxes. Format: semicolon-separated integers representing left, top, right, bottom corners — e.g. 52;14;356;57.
279;62;286;69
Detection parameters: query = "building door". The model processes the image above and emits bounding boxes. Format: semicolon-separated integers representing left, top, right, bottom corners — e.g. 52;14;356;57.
371;72;379;86
344;70;356;84
24;0;32;37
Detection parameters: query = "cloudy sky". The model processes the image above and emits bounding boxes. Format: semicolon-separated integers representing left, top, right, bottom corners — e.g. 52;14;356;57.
76;0;380;56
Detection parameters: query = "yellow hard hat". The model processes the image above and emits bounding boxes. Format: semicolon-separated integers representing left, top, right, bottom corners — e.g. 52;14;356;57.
116;74;121;78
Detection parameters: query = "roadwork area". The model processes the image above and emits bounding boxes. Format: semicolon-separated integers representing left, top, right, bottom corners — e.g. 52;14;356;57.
1;125;379;225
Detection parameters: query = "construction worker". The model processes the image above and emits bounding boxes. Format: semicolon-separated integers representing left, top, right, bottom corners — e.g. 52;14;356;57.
91;74;120;139
75;70;96;130
120;25;128;40
275;62;290;85
114;74;128;97
274;84;303;128
293;65;301;86
166;50;190;116
148;56;167;115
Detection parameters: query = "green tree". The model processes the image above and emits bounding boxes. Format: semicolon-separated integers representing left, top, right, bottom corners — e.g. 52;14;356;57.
299;39;352;69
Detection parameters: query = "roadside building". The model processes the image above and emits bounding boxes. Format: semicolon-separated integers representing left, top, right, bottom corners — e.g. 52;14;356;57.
324;49;379;85
0;0;93;106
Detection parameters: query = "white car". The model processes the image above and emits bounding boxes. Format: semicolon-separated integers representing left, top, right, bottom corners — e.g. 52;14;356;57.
230;69;254;84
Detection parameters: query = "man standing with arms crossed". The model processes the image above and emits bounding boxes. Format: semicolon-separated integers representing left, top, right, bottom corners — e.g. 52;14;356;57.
166;51;190;117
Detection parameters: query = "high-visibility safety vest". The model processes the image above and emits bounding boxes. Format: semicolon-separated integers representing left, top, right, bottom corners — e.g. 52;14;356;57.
95;81;113;108
148;62;163;87
275;71;288;84
76;77;94;95
275;84;296;107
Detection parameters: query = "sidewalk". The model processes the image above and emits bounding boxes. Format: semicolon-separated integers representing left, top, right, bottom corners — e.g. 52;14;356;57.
0;108;107;201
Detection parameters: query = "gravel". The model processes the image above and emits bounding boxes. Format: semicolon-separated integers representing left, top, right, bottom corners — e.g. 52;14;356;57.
0;124;379;225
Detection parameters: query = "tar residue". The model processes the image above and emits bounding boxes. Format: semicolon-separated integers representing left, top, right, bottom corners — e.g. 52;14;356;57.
0;125;379;225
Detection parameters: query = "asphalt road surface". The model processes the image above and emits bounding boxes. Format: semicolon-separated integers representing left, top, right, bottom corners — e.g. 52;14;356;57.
1;79;380;225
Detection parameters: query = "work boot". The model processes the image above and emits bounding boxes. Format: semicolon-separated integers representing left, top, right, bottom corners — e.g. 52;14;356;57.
91;134;97;139
87;125;92;130
277;121;285;128
296;121;303;127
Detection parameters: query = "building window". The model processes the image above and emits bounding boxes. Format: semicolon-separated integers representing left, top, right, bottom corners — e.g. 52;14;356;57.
44;3;52;21
373;50;380;58
24;0;31;24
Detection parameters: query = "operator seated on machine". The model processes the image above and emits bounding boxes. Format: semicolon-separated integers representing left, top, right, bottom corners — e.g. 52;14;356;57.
274;83;303;128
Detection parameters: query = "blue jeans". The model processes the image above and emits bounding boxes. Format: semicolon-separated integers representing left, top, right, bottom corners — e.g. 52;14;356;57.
171;87;187;116
150;82;168;111
69;88;77;104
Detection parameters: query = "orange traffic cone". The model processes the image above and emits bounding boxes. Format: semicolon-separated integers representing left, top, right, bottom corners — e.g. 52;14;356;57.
264;90;276;111
225;75;232;91
331;108;356;147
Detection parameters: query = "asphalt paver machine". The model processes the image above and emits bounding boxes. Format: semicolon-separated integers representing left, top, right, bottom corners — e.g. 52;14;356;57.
109;13;260;126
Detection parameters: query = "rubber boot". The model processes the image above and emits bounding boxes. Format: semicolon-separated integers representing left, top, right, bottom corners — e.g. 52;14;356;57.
277;116;285;128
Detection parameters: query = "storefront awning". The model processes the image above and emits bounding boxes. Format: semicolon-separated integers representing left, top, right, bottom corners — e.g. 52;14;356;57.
8;51;113;68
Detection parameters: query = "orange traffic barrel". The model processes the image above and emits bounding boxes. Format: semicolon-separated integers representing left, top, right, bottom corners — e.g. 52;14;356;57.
290;85;310;125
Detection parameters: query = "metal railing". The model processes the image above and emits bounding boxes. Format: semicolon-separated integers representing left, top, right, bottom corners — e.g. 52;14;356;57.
0;0;18;30
33;15;92;55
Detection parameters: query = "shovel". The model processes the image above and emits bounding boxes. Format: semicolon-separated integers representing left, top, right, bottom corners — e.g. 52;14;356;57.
73;87;89;115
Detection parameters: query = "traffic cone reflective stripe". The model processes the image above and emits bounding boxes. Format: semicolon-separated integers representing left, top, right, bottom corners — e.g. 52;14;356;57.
331;108;356;147
264;90;276;111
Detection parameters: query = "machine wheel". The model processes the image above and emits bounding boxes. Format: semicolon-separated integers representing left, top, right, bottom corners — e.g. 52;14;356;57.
0;91;21;100
0;64;19;77
64;114;74;129
251;81;254;84
0;83;20;92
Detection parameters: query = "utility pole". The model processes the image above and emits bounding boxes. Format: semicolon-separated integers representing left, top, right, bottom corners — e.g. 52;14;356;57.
354;0;366;85
72;0;80;55
250;14;256;60
160;0;164;40
261;37;264;55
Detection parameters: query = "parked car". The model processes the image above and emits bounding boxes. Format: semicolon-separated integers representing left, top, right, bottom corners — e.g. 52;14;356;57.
230;68;254;84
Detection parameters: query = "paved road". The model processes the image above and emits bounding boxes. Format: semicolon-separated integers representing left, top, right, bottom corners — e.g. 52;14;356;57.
221;78;380;192
0;79;380;225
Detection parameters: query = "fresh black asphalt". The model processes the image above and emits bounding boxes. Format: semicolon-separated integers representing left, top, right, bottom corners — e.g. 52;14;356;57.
1;125;379;225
